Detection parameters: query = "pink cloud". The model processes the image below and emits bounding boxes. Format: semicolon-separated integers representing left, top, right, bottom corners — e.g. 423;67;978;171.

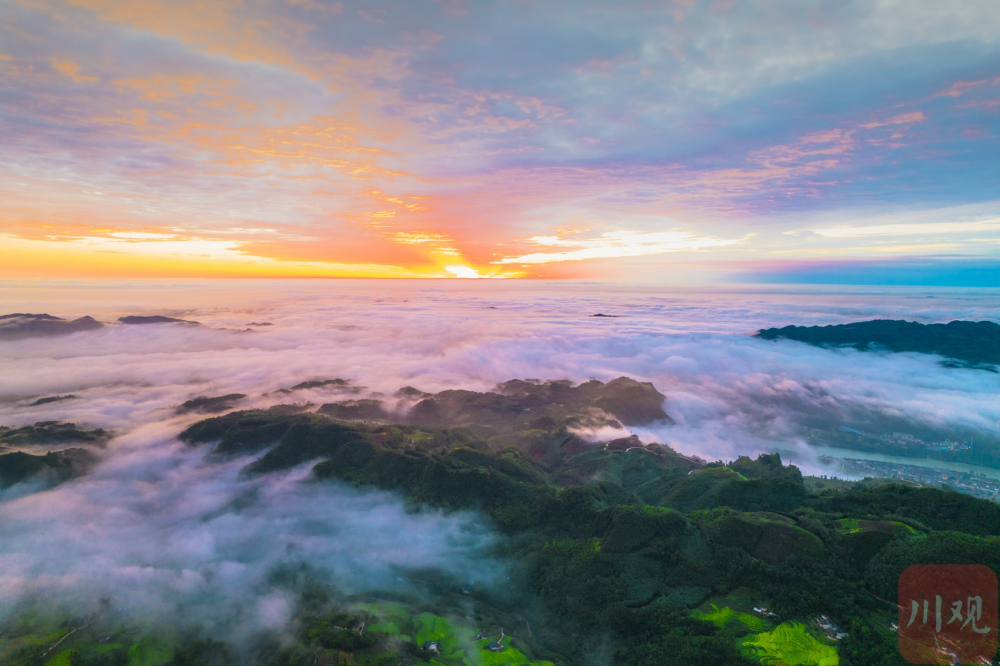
933;76;1000;99
860;112;926;130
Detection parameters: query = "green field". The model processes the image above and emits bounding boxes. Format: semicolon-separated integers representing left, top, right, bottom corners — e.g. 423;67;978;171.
125;635;172;666
835;518;916;537
368;605;554;666
44;642;138;666
414;612;472;664
695;604;770;633
470;639;555;666
362;601;410;641
739;621;838;666
44;650;73;666
1;604;555;666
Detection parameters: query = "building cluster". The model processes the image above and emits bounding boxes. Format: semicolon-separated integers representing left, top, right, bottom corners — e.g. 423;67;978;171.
813;615;849;641
835;427;972;452
485;628;506;652
832;458;1000;501
331;622;365;635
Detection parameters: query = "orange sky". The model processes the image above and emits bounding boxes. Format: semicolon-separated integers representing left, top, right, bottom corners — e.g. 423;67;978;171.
2;0;999;280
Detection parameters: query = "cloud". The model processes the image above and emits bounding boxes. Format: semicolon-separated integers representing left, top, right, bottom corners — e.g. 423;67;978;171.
933;76;1000;98
4;0;1000;278
813;219;1000;238
0;233;436;278
444;264;484;278
105;231;179;240
497;230;743;264
0;422;498;638
2;279;998;459
1;280;1000;640
51;58;99;83
391;231;451;244
859;111;927;129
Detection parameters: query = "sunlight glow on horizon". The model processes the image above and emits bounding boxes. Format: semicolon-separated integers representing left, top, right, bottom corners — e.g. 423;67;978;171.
1;0;998;281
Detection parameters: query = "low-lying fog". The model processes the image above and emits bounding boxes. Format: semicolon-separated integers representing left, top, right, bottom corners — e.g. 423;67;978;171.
2;278;999;631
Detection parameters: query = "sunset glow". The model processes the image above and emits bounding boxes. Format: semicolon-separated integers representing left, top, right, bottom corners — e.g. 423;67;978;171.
2;0;999;281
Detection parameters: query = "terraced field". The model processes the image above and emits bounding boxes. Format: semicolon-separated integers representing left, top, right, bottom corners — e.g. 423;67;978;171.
739;621;838;666
835;518;917;537
7;604;553;666
364;604;554;666
413;612;472;664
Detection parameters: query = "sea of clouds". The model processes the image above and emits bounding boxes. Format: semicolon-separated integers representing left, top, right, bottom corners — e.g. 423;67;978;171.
1;278;999;638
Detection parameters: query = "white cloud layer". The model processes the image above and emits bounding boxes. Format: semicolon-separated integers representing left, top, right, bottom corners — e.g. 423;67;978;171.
1;278;999;636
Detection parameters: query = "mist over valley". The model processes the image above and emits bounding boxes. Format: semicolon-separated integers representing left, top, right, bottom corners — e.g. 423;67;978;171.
2;281;1000;666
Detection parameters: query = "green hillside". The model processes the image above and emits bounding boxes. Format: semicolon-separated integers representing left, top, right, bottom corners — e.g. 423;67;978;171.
5;378;998;665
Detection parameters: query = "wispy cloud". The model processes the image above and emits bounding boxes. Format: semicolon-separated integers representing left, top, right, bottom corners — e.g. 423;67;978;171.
497;230;744;264
390;231;452;244
859;112;927;130
813;220;1000;238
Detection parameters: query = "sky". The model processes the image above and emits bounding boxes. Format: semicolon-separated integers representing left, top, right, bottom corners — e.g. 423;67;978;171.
1;0;999;281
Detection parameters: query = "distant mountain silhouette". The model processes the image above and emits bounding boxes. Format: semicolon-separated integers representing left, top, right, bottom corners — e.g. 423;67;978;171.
0;313;104;339
0;447;97;490
28;395;77;407
176;394;246;415
118;315;200;325
756;319;1000;368
0;421;111;446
